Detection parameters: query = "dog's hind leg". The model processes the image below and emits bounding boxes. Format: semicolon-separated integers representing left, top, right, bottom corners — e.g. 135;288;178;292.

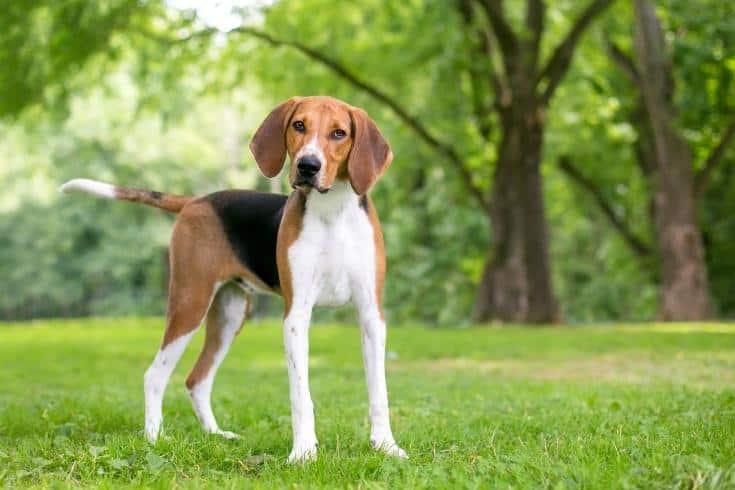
186;283;249;439
144;280;218;443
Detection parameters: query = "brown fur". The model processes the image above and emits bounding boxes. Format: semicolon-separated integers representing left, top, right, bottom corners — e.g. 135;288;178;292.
285;97;354;190
250;96;393;320
275;192;306;317
160;199;272;348
64;97;397;449
250;96;391;196
346;108;393;195
364;196;387;319
115;186;191;213
121;97;390;402
185;287;251;390
250;97;302;178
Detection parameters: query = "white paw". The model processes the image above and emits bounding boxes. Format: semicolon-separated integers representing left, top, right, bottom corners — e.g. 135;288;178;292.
371;438;408;459
287;440;318;464
145;423;161;443
212;429;240;440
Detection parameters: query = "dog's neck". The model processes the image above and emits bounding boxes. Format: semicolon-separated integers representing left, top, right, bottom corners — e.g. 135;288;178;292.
303;180;360;222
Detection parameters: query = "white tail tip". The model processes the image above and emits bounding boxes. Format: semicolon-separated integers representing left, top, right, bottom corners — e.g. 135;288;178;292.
59;178;116;199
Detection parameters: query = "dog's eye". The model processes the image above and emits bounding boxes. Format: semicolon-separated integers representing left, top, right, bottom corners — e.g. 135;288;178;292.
292;121;305;132
331;129;347;139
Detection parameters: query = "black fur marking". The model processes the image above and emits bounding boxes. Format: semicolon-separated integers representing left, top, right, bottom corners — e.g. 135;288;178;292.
150;190;163;200
207;190;288;290
359;195;369;213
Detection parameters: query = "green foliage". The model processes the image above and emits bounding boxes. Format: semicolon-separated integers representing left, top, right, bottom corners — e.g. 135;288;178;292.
544;7;660;321
553;0;735;318
0;0;734;321
0;0;143;117
1;319;734;486
198;0;494;323
0;68;266;319
659;0;735;316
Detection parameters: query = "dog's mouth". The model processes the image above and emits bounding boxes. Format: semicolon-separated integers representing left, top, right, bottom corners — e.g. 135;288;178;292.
292;180;331;194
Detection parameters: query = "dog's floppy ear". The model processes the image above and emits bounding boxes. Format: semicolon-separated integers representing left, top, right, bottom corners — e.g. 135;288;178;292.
347;107;392;195
249;97;302;177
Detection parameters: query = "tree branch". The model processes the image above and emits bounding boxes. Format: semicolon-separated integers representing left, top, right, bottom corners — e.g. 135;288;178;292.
605;39;639;85
139;25;491;208
458;0;498;137
137;25;218;45
231;27;489;207
480;30;509;109
466;60;494;141
476;0;519;75
525;0;545;70
558;156;652;257
695;119;735;197
537;0;615;104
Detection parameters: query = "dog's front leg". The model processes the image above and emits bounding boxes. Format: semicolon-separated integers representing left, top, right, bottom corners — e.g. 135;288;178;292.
357;306;407;459
283;306;318;463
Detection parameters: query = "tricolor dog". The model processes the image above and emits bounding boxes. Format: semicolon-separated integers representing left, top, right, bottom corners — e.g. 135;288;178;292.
60;96;406;462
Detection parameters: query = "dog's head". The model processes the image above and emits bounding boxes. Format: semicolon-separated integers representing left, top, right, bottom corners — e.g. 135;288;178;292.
249;96;392;195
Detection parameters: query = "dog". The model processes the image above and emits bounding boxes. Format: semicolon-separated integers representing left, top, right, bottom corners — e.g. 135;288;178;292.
60;96;406;462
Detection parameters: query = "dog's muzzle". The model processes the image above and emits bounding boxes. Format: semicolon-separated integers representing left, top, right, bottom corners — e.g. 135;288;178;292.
296;155;321;178
293;155;329;193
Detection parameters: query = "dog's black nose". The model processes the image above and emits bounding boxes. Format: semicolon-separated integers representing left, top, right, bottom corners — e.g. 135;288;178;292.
296;155;321;178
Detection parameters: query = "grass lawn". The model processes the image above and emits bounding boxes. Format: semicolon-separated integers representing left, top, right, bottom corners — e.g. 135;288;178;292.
1;318;734;488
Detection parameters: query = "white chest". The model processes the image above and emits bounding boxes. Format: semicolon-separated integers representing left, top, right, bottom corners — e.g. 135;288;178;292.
287;184;377;309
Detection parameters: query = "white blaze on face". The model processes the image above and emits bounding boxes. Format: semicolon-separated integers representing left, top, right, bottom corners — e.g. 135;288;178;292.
295;135;326;182
296;134;325;162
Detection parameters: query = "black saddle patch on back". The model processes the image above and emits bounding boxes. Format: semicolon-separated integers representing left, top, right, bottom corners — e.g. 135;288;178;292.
206;190;288;290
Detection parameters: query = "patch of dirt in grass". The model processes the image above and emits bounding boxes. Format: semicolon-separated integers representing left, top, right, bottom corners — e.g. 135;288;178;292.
398;353;735;386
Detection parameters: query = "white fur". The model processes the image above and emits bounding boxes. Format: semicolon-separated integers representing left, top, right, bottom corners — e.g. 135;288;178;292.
143;282;222;442
359;313;405;458
295;135;325;164
188;284;247;439
143;331;195;442
66;174;405;459
295;135;328;189
59;178;116;199
283;181;405;462
234;278;275;296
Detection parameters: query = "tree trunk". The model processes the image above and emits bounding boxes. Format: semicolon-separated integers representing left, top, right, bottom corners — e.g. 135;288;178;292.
633;0;712;320
652;156;712;320
464;0;611;324
473;152;528;322
520;111;559;323
473;98;559;323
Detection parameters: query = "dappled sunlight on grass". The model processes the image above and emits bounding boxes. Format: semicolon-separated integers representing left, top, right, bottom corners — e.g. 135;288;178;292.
396;351;735;386
624;323;735;333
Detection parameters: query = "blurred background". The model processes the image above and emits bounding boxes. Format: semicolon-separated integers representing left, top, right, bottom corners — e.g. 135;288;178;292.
1;0;733;325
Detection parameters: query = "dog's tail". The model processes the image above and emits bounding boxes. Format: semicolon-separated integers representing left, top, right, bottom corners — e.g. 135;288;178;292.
59;178;191;213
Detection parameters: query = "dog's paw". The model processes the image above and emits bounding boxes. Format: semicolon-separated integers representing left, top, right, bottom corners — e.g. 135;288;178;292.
287;440;318;464
145;423;161;443
212;429;240;440
371;438;408;459
145;427;161;444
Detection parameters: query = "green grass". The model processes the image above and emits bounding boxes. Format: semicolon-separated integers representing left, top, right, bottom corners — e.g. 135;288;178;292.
1;319;734;488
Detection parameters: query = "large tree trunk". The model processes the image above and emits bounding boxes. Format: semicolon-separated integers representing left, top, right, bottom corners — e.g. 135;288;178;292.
473;150;528;322
464;0;611;324
520;111;559;322
473;98;559;324
652;151;712;319
633;0;712;320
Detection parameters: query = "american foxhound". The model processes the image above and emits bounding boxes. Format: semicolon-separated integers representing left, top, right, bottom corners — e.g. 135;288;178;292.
60;96;406;462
